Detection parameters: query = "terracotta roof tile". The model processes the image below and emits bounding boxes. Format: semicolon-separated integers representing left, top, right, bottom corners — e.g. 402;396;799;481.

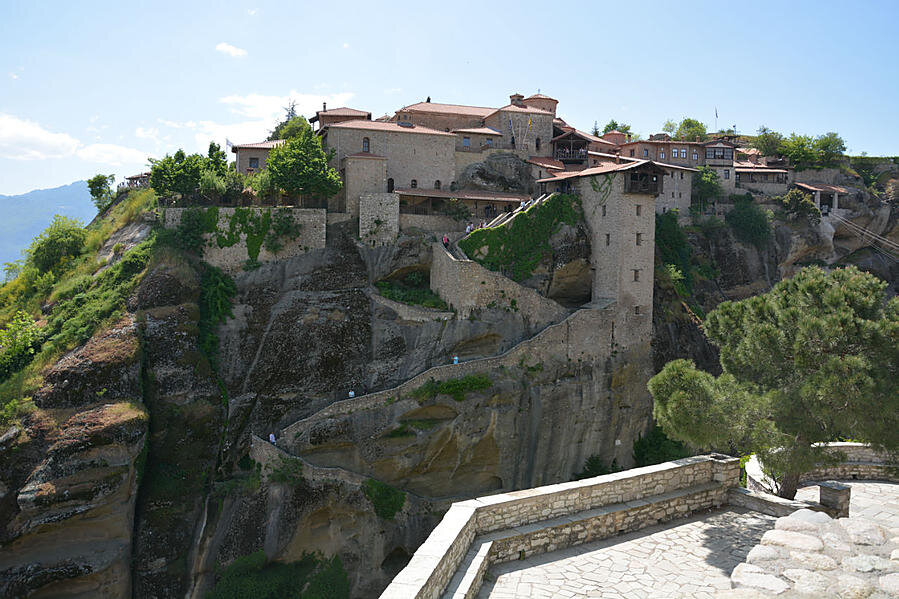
231;140;285;151
327;120;455;136
399;101;495;117
795;182;849;194
526;156;566;170
490;104;554;115
394;188;530;202
525;93;557;101
452;127;503;136
317;107;371;117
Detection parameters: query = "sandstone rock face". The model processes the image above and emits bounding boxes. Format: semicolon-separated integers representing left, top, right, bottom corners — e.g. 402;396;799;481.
457;153;533;194
0;318;147;599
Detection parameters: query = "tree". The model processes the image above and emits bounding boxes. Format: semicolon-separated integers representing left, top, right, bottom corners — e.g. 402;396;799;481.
750;126;784;157
591;121;600;136
673;118;708;142
692;166;722;213
661;120;677;134
267;101;304;140
814;132;846;167
602;119;631;135
206;142;228;175
270;116;314;141
149;149;208;198
778;188;821;225
266;127;342;201
779;133;817;169
0;310;41;382
87;174;115;212
26;215;86;274
649;266;899;498
725;197;772;248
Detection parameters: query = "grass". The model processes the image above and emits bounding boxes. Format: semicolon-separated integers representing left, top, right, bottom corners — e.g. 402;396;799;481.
362;478;406;520
375;271;447;310
205;550;349;599
410;373;492;402
459;193;582;281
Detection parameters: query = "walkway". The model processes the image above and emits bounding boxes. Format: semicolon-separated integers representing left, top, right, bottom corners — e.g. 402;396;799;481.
477;507;777;599
795;479;899;530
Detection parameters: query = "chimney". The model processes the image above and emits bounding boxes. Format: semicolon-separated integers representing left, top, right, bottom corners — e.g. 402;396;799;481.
323;102;327;111
510;93;525;107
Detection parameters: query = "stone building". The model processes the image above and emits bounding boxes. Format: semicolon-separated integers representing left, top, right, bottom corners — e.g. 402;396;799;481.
231;140;284;175
309;104;371;130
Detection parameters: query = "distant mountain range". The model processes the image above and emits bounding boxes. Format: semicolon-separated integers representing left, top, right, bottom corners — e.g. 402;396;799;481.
0;181;96;267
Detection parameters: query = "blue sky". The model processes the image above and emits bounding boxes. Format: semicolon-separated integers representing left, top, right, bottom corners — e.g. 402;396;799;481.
1;0;897;195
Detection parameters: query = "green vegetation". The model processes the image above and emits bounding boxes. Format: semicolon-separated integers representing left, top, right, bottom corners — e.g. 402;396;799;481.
724;196;772;248
198;266;236;365
87;173;116;212
375;271;447;309
0;310;40;382
205;550;349;599
458;193;583;281
662;117;707;142
750;126;783;157
632;425;692;467
573;455;619;480
777;188;821;225
384;424;415;438
692;166;722;213
266;122;342;201
649;266;899;498
362;478;406;520
27;215;87;274
411;373;492;402
269;457;304;485
601;119;631;135
655;212;694;293
748;127;847;169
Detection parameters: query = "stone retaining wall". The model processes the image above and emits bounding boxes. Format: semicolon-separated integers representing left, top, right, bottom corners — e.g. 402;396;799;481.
163;207;326;272
379;454;741;599
430;243;570;324
400;214;467;233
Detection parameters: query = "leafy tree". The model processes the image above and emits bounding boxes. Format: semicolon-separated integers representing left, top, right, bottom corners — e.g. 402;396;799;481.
149;149;208;198
26;215;86;274
778;188;821;225
673;118;708;142
725;197;772;248
649;266;899;498
0;310;41;382
266;128;342;201
750;126;784;157
692;166;722;213
270;116;313;141
814;132;846;167
661;120;677;134
199;169;226;201
87;174;115;212
602;119;631;135
207;142;228;175
779;133;817;169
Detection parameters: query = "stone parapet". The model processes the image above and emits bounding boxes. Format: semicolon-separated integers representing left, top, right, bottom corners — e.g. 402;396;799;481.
379;454;740;599
399;214;466;233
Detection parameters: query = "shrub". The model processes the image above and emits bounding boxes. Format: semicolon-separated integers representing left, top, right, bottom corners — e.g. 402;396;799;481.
87;174;115;212
269;457;303;485
725;198;772;248
573;455;619;480
27;215;86;274
0;310;41;382
375;273;447;309
248;170;279;202
362;478;405;520
440;198;471;221
411;374;492;402
199;169;227;202
198;266;236;364
204;550;349;599
632;425;692;467
303;555;350;599
778;188;821;225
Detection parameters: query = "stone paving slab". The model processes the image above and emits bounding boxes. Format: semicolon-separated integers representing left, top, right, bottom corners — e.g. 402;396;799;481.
478;508;776;598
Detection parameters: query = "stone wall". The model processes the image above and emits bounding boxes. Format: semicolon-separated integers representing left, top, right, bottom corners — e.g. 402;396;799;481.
735;180;789;197
359;193;399;247
454;147;514;174
343;154;387;215
379;454;741;599
656;169;693;215
163;207;326;272
430;242;570;324
484;110;554;157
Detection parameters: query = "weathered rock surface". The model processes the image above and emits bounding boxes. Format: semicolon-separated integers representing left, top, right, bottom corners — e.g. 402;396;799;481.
457;152;533;194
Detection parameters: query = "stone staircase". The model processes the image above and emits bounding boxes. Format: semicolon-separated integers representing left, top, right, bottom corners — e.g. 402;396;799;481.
482;193;554;230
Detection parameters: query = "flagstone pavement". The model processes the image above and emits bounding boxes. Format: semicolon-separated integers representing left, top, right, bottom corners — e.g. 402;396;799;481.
477;507;777;599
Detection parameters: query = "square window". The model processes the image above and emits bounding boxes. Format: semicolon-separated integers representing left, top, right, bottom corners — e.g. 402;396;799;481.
660;151;666;159
680;149;687;158
249;157;259;169
463;137;471;147
643;149;649;157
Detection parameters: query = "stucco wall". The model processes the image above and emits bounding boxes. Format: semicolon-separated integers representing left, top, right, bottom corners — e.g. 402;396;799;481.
163;207;326;272
235;147;273;174
430;243;570;325
359;193;399;247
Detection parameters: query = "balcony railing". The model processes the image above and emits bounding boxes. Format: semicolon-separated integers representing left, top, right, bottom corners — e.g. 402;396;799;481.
624;180;660;195
554;148;587;161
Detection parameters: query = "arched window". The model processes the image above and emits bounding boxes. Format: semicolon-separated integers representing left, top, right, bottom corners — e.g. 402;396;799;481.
362;137;370;153
535;137;541;151
411;179;417;189
434;180;441;190
387;178;394;193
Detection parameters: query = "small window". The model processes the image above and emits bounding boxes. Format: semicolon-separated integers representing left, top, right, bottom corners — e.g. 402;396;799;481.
605;233;610;246
636;232;642;246
362;137;370;153
434;180;441;190
634;305;641;315
692;151;698;160
679;192;682;198
602;204;606;217
643;149;649;157
629;149;635;157
411;179;417;188
463;136;471;147
249;157;259;169
680;172;684;179
633;269;640;282
660;151;666;159
485;138;493;147
535;137;541;151
671;147;678;156
387;178;394;192
636;205;642;216
724;169;730;180
680;149;686;158
671;192;675;198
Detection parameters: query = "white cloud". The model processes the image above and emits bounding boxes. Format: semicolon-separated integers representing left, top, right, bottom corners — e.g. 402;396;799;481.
342;42;350;49
247;8;257;15
384;87;402;95
0;113;80;160
216;42;247;57
135;126;160;140
218;90;355;121
76;144;150;166
8;73;18;80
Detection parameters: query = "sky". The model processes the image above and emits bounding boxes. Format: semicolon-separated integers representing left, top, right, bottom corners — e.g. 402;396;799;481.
1;0;897;195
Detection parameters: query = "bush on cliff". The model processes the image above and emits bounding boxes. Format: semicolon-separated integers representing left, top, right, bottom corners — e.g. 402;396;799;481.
724;197;772;249
362;478;406;520
205;550;349;599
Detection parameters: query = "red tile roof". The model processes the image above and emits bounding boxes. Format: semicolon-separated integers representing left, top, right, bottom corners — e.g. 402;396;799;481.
231;140;285;151
619;139;704;147
536;160;670;183
452;127;503;136
490;104;554;115
525;93;557;101
552;129;616;146
795;182;849;194
399;101;495;117
327;120;455;136
526;156;566;170
318;107;371;117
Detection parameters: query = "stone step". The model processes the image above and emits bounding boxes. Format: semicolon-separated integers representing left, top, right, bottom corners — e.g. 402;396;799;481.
441;481;723;599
